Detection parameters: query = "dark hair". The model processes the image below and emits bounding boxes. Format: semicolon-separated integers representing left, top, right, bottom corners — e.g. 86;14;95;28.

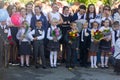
86;4;96;22
25;2;33;7
91;21;99;28
36;20;42;23
62;6;69;13
118;4;120;9
113;21;119;25
7;5;17;17
35;6;45;16
70;22;76;27
103;19;112;27
103;5;111;11
79;5;86;10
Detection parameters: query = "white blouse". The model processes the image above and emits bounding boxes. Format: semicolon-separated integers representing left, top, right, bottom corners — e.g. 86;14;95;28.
47;26;61;40
114;38;120;59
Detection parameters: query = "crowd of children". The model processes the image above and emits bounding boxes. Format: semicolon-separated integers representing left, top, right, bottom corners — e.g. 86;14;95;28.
0;0;120;74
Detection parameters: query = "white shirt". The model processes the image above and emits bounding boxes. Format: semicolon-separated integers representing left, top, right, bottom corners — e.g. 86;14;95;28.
28;28;45;41
114;12;120;25
114;38;120;59
36;15;41;20
16;28;30;42
77;12;86;20
112;30;120;46
47;26;61;40
49;12;61;22
26;13;32;26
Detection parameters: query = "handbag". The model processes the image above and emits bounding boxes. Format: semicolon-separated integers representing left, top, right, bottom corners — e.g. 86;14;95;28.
109;53;120;66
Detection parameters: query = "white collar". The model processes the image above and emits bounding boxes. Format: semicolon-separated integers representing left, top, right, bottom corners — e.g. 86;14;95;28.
51;26;57;30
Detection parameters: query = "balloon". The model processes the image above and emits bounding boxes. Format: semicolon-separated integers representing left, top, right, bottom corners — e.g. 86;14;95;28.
11;12;23;27
0;9;9;21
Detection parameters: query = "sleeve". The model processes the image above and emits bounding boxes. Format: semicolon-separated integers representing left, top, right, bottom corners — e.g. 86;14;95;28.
112;31;115;46
28;30;35;41
37;30;45;40
47;28;53;40
57;28;62;40
16;29;21;40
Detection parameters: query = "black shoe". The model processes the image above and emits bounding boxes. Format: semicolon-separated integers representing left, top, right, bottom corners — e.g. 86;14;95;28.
42;66;47;69
26;65;30;67
20;65;24;68
35;65;39;69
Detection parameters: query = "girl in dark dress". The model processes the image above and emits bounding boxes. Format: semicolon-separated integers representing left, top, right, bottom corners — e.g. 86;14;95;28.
90;21;99;68
47;23;62;68
61;6;72;62
99;19;112;68
16;21;31;67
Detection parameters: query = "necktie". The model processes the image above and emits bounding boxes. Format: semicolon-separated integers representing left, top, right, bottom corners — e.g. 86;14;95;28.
115;30;118;41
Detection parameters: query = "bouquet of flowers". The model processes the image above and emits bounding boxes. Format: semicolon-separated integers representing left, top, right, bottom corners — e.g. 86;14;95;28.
102;29;111;36
91;29;104;41
21;23;29;39
52;28;61;37
69;30;79;41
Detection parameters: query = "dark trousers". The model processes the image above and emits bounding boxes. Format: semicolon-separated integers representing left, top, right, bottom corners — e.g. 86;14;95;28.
80;43;89;67
33;41;46;67
66;45;76;68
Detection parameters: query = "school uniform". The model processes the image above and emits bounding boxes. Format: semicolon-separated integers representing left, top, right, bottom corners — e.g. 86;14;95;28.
16;27;31;55
112;30;120;47
47;26;61;67
30;14;48;31
65;30;79;68
99;27;112;53
29;27;46;67
90;29;99;52
79;28;91;67
72;12;86;21
114;38;120;73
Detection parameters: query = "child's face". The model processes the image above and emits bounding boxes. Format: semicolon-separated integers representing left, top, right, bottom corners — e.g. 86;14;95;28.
114;25;119;30
36;21;42;28
71;23;77;30
104;20;109;27
89;5;95;13
93;22;98;29
83;23;88;29
23;21;28;28
1;21;6;25
79;9;85;15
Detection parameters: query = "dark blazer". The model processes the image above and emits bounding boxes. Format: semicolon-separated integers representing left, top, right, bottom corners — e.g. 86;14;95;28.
79;29;91;49
65;30;79;49
72;13;86;22
30;14;48;31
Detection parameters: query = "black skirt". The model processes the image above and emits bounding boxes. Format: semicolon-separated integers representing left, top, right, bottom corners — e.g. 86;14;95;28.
47;40;60;51
99;40;111;52
19;42;31;55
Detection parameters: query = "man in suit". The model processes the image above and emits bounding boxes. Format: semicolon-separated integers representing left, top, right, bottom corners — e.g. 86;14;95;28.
79;22;91;67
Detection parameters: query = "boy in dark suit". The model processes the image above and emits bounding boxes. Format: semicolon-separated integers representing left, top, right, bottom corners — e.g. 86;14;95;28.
65;22;79;69
29;20;46;69
79;21;91;67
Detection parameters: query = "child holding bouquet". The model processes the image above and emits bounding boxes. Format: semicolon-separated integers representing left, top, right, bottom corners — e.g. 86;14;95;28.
99;19;112;68
65;22;79;69
16;21;31;67
90;21;102;68
47;22;62;68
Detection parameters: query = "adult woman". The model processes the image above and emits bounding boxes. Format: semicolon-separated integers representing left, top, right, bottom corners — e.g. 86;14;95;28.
61;6;72;63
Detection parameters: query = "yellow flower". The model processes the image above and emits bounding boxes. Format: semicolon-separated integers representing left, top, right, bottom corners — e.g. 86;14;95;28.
95;32;98;35
72;34;75;37
91;30;94;36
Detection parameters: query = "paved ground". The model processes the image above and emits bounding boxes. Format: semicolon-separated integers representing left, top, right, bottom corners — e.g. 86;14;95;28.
1;65;120;80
